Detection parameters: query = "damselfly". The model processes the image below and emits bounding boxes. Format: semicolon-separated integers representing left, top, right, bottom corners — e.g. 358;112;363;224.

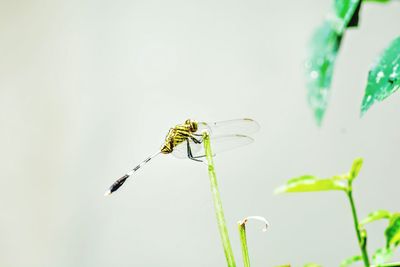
105;118;259;196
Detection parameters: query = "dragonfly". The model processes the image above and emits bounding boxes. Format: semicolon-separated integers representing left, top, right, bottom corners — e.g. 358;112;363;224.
104;118;259;196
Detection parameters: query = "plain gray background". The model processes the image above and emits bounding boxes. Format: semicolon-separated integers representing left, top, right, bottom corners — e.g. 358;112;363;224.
1;0;399;266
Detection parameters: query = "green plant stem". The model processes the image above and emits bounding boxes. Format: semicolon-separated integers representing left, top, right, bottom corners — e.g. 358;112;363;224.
203;132;236;267
347;184;370;267
238;222;251;267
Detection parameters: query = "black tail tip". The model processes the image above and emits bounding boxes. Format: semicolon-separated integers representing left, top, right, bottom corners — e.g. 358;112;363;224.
104;174;129;196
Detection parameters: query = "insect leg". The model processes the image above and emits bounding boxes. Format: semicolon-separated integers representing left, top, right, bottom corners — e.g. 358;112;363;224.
186;139;202;162
190;135;203;144
193;154;207;159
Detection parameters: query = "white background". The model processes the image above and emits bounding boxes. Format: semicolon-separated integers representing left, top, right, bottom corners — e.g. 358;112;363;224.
1;0;399;266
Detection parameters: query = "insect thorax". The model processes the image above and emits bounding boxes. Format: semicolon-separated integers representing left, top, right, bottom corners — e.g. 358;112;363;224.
160;119;197;154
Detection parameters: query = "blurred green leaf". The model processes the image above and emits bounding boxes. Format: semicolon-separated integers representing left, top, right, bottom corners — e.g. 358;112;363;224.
332;174;349;180
331;0;362;33
361;36;400;115
304;263;323;267
372;247;394;265
305;22;342;126
349;158;363;181
385;213;400;248
275;175;347;194
371;262;400;267
305;0;364;125
360;210;392;226
340;255;362;267
363;0;391;2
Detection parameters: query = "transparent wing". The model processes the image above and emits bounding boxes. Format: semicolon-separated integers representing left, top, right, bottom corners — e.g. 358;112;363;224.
172;134;254;159
197;118;260;136
195;121;213;134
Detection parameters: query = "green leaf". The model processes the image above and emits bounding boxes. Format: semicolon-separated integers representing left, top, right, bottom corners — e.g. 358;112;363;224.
385;213;400;248
274;175;347;194
305;22;342;126
349;157;363;181
331;0;362;33
360;210;392;226
340;255;362;267
373;247;394;265
361;36;400;115
363;0;391;2
372;262;400;267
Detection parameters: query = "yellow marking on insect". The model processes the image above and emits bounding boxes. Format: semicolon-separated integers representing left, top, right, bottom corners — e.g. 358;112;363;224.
160;119;198;154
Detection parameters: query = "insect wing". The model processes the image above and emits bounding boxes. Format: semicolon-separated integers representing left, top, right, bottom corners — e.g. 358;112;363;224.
172;134;254;159
200;118;260;136
195;121;213;134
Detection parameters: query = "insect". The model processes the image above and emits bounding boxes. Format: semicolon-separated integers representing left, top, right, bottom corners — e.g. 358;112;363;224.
104;118;259;196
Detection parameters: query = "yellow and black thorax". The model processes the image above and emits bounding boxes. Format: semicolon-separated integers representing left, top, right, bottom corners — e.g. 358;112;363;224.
160;119;198;154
